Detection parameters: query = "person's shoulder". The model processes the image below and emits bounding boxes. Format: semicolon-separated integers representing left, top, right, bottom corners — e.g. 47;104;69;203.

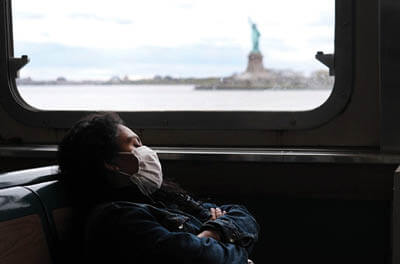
89;201;153;221
107;201;148;209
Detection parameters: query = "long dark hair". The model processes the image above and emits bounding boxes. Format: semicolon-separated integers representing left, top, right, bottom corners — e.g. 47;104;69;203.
58;112;123;203
57;112;190;206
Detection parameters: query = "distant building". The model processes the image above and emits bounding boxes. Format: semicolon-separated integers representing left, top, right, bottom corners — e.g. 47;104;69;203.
153;75;162;81
109;76;121;84
56;77;67;83
16;76;33;85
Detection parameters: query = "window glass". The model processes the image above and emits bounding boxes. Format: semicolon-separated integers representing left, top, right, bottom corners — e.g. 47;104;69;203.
12;0;334;111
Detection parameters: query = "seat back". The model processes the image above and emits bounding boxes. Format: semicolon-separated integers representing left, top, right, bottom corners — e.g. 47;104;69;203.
26;181;76;264
0;186;54;264
0;166;59;190
26;181;73;241
0;167;75;264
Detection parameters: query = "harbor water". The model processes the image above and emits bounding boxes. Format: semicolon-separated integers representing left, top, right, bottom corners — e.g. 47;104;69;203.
17;84;332;111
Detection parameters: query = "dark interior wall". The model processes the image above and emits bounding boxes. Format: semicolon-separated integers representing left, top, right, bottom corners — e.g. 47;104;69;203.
240;196;391;264
380;0;400;152
162;160;395;264
163;161;395;201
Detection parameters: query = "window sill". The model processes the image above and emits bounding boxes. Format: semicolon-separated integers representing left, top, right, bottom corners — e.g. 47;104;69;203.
0;145;399;164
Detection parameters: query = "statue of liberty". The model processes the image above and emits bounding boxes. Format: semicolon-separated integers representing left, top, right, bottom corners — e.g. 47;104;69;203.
249;18;260;53
244;18;266;74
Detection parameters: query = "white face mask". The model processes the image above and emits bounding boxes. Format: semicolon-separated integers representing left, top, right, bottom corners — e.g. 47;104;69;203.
119;146;163;196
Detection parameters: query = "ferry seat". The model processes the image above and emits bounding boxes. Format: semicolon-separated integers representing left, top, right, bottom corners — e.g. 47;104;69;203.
0;166;77;264
0;186;54;264
0;165;59;190
26;180;76;264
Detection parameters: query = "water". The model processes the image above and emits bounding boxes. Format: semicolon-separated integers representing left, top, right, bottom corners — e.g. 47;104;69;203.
17;84;332;111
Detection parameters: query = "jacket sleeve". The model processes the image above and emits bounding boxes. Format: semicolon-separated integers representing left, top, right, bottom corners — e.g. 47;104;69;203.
200;203;260;253
114;204;249;264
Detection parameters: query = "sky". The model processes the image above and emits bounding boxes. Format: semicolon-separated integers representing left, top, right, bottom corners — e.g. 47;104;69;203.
12;0;335;80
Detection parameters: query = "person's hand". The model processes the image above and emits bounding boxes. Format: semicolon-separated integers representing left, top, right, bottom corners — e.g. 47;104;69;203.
209;207;227;220
197;230;221;241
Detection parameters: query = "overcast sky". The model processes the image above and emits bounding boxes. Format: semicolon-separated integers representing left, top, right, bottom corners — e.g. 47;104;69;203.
12;0;334;80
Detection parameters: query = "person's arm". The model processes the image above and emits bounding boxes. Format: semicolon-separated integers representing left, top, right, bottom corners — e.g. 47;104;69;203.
115;204;249;264
200;204;260;253
197;229;221;241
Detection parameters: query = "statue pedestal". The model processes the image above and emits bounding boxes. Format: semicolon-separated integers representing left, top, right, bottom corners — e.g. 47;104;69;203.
195;50;272;90
246;51;266;73
233;51;269;81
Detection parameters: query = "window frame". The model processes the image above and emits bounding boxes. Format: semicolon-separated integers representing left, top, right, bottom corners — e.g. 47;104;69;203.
0;0;353;130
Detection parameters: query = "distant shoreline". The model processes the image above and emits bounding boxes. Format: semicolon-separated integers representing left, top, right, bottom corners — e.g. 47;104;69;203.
16;82;331;90
16;69;334;90
16;77;222;86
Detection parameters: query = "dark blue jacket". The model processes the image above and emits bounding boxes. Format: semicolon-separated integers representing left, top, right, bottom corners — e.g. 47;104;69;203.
84;192;259;264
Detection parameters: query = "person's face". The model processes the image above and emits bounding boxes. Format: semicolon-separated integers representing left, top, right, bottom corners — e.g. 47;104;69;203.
106;125;142;178
116;124;142;152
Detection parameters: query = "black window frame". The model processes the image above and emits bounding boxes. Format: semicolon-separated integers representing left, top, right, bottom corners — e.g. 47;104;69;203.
0;0;353;130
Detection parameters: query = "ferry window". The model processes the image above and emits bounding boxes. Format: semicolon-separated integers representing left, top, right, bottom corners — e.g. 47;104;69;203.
12;0;335;112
